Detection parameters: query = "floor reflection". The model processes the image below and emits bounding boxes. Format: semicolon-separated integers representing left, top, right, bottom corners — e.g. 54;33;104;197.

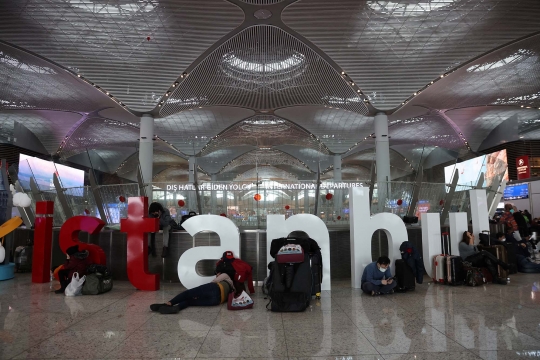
0;273;539;359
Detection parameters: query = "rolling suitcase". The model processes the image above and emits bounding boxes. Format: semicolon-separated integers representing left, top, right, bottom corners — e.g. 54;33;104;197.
395;259;415;292
14;245;33;273
267;253;312;312
432;232;450;284
446;256;465;285
477;244;509;279
309;252;322;299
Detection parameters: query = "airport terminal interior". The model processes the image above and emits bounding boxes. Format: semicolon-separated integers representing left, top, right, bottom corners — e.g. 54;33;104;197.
1;0;540;359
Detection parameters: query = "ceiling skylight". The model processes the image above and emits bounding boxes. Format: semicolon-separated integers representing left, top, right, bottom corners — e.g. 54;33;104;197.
367;0;457;16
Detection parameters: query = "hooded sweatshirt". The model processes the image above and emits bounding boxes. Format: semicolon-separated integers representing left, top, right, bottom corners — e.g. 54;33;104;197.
62;250;92;278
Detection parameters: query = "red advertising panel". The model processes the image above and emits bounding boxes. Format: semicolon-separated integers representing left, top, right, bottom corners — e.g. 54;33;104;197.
516;155;530;180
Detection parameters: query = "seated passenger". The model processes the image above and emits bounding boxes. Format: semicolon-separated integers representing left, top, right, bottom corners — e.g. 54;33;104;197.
516;254;540;273
504;229;531;258
55;245;91;294
361;256;397;296
148;202;174;258
459;231;509;285
150;273;237;314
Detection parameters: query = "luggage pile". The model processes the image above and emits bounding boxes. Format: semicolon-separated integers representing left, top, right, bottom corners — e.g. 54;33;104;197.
395;241;425;292
265;237;323;312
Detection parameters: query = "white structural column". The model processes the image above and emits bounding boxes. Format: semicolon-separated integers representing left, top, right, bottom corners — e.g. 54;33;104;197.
333;155;342;215
188;156;196;211
374;113;391;212
139;114;154;198
211;174;217;214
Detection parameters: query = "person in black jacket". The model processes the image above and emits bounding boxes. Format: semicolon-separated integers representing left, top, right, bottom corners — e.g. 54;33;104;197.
513;206;529;238
149;202;174;258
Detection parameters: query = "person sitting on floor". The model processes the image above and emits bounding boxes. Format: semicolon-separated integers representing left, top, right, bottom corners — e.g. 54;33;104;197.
55;245;91;294
516;254;540;273
150;273;239;314
503;229;531;258
361;256;397;296
459;231;509;285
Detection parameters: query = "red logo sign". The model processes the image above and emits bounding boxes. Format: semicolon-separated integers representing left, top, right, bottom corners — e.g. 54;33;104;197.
516;155;530;180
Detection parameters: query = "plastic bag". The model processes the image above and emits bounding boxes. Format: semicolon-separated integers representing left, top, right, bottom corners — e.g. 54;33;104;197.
227;290;254;310
65;272;86;296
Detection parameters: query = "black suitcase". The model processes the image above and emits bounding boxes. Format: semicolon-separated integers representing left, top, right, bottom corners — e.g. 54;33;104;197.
268;253;312;312
395;259;415;292
14;246;32;273
503;243;518;274
310;252;322;299
446;256;465;285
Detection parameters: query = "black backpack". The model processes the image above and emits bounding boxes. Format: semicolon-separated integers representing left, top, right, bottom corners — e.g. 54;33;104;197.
179;211;197;230
267;255;312;312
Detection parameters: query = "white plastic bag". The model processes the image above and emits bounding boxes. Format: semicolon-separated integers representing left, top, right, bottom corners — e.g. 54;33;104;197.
65;272;86;297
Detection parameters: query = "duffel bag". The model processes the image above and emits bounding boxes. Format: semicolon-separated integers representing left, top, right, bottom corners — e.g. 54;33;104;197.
82;273;113;295
463;263;485;287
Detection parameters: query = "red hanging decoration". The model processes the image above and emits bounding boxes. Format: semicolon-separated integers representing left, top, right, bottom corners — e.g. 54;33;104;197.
254;194;261;201
337;215;341;220
397;199;403;206
325;193;333;200
178;200;185;207
118;196;126;203
285;205;290;210
439;199;444;206
220;213;227;217
146;36;151;41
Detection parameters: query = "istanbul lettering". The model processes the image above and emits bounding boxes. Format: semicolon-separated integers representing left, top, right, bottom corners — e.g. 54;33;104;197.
166;182;364;191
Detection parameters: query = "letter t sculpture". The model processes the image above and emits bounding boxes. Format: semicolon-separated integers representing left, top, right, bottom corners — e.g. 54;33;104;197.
121;197;160;291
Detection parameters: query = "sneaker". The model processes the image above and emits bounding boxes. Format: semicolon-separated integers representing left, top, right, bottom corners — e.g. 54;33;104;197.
159;305;180;314
371;291;380;296
150;303;167;312
161;246;169;258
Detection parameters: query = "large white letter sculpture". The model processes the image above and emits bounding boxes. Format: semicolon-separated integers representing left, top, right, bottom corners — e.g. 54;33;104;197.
349;187;408;288
267;214;331;290
178;215;240;289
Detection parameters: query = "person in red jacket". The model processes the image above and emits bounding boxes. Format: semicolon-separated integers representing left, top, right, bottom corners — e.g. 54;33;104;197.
55;245;92;294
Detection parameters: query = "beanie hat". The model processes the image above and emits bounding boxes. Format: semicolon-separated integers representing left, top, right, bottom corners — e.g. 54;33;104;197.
66;245;79;256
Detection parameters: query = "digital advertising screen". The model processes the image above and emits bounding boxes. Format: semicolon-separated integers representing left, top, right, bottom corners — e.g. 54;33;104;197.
444;150;508;190
18;154;85;190
503;183;529;200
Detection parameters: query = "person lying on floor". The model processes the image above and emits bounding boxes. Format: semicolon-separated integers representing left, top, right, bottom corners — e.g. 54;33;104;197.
361;256;397;296
150;273;241;314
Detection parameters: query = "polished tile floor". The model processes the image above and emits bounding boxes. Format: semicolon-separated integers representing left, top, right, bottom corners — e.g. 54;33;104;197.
1;273;540;359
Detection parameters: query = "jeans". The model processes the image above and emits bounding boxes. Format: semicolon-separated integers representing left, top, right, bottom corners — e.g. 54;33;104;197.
150;224;171;247
169;283;221;311
517;255;540;273
361;281;397;294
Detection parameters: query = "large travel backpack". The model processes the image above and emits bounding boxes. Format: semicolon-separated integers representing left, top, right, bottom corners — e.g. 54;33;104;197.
82;265;113;295
271;236;323;298
267;255;312;312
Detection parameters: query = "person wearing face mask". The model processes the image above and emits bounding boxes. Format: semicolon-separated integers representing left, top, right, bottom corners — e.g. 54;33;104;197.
361;256;397;296
499;204;522;241
459;231;509;285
